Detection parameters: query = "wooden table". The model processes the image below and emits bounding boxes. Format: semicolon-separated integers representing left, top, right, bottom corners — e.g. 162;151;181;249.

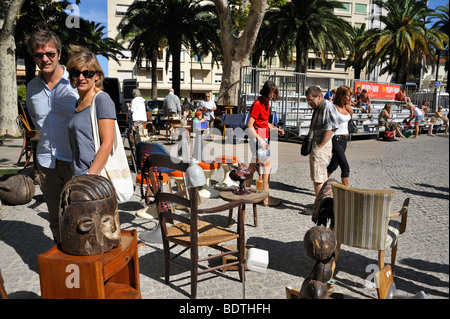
220;189;268;227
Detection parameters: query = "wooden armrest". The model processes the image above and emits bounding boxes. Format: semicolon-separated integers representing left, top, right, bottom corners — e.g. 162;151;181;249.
198;199;246;215
389;198;409;234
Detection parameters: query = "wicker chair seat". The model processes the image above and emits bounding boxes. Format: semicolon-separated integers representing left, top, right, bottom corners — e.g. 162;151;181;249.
167;220;239;247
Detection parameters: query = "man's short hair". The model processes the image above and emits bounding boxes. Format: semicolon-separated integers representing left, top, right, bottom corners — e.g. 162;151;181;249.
306;85;322;98
26;29;62;55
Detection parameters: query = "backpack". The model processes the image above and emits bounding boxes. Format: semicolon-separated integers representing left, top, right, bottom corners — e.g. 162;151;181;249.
383;130;395;141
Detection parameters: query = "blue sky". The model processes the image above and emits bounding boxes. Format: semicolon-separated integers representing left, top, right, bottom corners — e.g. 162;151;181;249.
68;0;449;76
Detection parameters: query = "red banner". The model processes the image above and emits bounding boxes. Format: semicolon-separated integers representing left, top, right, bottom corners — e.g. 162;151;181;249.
355;81;401;100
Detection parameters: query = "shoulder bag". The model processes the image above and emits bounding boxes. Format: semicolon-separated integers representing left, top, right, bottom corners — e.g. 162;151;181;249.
90;91;134;203
348;118;358;134
300;107;320;156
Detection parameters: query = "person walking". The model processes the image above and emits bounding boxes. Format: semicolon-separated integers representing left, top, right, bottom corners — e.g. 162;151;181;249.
163;88;181;118
305;85;339;196
326;86;353;186
245;81;284;206
127;88;147;134
25;30;79;243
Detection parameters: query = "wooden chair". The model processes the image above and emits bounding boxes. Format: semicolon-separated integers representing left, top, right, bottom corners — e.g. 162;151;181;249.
375;264;427;299
143;153;246;299
0;270;8;299
331;183;409;275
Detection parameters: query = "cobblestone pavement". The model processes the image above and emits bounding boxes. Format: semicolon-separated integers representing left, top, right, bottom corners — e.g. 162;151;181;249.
0;134;448;300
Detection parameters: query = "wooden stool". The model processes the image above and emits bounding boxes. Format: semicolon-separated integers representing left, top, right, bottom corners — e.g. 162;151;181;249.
38;229;141;299
197;161;220;199
220;189;268;227
214;156;240;190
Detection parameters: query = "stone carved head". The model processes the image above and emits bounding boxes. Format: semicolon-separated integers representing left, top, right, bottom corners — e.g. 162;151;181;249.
59;175;121;255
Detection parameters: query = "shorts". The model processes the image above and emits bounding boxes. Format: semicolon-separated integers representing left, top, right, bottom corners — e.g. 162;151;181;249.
361;104;369;112
415;115;424;123
249;137;270;162
309;137;332;183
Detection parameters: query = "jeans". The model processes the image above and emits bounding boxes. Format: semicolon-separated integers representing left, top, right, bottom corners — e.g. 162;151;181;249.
327;135;350;178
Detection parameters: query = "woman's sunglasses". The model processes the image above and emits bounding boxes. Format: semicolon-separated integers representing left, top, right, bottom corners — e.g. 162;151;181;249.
70;69;98;78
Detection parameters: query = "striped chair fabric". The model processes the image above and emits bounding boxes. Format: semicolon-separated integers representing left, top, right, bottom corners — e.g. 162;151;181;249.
332;184;397;251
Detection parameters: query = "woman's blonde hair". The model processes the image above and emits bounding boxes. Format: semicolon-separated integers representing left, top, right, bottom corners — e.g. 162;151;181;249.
66;45;104;89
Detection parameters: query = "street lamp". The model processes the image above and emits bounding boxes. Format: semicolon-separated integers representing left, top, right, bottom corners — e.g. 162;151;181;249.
434;49;449;112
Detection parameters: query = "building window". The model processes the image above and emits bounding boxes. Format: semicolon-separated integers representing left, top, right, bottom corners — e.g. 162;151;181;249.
321;60;332;70
215;74;222;84
193;71;203;83
308;59;316;70
355;4;367;14
194;54;204;62
337;3;350;13
169;71;185;82
335;60;346;69
115;5;128;16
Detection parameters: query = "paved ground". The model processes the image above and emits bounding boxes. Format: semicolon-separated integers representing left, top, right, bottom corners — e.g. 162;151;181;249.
0;132;448;300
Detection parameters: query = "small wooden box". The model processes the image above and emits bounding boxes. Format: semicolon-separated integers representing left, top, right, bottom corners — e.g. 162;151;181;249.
38;229;141;299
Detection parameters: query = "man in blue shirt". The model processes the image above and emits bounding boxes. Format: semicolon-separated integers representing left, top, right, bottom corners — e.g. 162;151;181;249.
26;30;79;243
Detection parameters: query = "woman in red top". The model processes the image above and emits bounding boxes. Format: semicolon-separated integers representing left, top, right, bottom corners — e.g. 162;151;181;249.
245;81;284;206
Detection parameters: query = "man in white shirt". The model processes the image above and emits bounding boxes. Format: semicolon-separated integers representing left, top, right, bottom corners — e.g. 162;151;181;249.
199;92;217;140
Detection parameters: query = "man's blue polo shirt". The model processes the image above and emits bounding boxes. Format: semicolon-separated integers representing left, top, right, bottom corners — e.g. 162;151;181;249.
26;66;79;169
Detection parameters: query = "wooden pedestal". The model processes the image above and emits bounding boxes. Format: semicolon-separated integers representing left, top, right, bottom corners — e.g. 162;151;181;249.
38;229;141;299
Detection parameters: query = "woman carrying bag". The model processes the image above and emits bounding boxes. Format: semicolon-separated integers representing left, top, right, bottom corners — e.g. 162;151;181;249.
67;46;133;202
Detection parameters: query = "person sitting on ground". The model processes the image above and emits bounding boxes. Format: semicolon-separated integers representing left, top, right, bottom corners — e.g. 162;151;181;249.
432;106;449;135
359;89;372;114
405;102;424;139
378;103;405;140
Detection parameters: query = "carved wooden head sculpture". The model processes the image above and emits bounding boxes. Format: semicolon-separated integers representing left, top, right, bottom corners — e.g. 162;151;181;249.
59;175;121;255
0;174;35;205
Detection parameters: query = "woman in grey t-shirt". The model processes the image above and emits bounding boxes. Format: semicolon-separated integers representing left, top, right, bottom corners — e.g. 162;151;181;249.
66;46;116;176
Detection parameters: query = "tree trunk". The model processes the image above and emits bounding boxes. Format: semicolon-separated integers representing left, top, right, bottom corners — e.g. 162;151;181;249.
151;49;158;100
214;0;267;107
0;0;26;137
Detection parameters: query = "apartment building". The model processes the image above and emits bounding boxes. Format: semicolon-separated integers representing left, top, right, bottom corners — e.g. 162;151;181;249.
107;0;375;100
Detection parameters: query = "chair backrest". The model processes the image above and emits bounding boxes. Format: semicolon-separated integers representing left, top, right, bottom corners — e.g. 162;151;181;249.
143;153;193;229
331;183;396;250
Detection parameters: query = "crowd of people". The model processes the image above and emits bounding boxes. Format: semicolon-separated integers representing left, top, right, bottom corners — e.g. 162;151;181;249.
23;29;448;243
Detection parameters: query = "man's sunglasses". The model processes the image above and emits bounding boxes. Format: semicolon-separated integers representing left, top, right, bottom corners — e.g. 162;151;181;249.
33;52;58;59
70;69;98;78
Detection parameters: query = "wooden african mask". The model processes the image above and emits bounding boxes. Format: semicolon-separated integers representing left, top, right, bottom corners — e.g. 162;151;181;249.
59;175;121;256
0;174;35;205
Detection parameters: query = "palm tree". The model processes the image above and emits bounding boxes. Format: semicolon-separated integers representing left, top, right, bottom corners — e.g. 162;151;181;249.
367;0;448;85
118;0;220;97
345;24;378;80
430;4;449;94
263;0;353;73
